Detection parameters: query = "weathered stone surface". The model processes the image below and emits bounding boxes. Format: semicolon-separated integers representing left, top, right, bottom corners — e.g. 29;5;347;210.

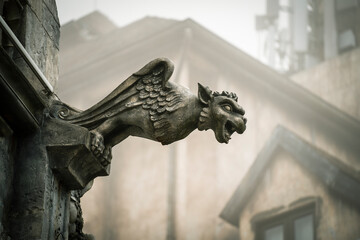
0;118;14;239
42;0;60;24
0;0;65;238
7;123;71;239
45;35;59;89
27;0;43;22
44;118;111;190
12;3;59;90
25;0;60;50
22;5;47;69
41;1;60;49
9;131;47;239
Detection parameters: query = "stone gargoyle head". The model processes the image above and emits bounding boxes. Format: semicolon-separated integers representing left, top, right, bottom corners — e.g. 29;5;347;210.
197;84;247;144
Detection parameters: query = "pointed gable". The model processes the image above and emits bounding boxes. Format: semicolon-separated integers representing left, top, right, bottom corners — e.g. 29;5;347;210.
220;125;360;227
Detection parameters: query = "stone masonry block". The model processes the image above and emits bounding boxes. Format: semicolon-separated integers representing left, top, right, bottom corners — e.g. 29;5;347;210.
22;5;47;72
42;1;60;49
28;0;43;21
45;36;59;87
42;0;59;23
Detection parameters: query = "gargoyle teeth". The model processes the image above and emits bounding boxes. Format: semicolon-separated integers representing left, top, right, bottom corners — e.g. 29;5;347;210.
202;108;209;113
200;112;208;117
225;121;236;135
223;132;231;144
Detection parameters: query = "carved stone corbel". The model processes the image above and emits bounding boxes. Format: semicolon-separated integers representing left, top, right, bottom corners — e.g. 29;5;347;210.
44;117;110;190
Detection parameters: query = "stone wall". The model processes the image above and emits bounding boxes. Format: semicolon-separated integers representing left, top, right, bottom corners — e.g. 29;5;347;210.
23;0;60;88
0;0;64;239
2;0;59;89
0;118;14;239
8;127;70;239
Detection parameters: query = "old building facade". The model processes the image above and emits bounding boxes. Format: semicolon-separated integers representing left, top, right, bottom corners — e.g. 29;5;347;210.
58;11;360;240
2;1;358;239
1;1;107;239
0;0;64;238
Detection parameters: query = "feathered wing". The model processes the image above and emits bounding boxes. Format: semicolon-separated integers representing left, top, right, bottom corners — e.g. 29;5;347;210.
136;67;187;144
57;58;185;136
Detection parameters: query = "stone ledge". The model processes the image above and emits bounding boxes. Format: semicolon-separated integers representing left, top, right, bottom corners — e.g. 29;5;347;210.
44;118;110;190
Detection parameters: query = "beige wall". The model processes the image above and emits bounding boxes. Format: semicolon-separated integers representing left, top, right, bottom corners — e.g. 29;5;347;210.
239;150;360;240
291;47;360;121
82;138;169;239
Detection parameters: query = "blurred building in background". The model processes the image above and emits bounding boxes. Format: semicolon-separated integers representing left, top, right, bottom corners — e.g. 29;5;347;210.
256;0;360;74
57;10;360;240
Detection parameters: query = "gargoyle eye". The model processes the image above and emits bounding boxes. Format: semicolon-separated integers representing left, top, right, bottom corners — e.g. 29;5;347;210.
222;104;232;112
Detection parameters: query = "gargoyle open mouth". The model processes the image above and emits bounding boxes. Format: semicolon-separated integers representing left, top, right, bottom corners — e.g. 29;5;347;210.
223;120;238;144
221;118;247;144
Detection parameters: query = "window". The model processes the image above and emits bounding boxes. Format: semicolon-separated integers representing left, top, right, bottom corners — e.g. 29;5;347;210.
334;0;359;53
255;205;315;240
264;225;284;240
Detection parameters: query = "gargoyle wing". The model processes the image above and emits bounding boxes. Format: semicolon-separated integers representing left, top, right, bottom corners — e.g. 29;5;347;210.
55;58;177;129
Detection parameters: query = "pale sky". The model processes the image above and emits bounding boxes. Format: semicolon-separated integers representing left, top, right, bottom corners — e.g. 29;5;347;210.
56;0;265;58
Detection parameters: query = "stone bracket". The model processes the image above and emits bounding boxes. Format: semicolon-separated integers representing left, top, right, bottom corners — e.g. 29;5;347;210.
43;117;110;190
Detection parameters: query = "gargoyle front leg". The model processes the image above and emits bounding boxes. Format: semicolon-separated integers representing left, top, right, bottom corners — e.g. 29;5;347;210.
90;131;112;166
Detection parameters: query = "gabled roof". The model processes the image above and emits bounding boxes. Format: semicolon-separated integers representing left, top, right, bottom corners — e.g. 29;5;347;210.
60;11;117;48
220;125;360;227
60;12;178;53
59;14;360;159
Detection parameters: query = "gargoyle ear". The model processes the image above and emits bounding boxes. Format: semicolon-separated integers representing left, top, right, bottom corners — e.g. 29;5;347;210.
198;83;213;105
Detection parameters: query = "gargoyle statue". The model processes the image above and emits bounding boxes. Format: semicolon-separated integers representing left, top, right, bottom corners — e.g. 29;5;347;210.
52;58;247;165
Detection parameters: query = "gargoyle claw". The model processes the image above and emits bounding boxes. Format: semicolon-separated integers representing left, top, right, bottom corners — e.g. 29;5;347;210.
100;146;112;167
90;131;111;166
